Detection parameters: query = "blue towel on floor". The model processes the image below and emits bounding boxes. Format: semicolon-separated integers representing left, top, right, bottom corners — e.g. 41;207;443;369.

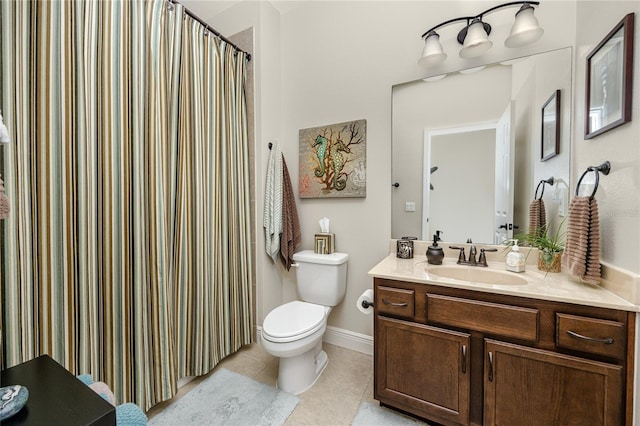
78;374;147;424
77;374;94;386
117;403;148;425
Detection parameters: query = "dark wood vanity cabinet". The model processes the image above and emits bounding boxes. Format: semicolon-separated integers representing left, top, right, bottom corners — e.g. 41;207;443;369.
484;339;623;425
377;316;471;425
373;278;636;426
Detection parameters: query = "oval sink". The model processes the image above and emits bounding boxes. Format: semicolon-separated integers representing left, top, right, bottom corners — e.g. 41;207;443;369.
425;266;527;286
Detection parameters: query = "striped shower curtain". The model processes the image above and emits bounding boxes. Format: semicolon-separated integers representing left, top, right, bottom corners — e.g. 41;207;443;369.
173;14;253;378
0;0;253;410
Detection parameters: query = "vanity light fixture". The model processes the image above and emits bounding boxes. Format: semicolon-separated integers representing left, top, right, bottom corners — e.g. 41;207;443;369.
418;1;543;67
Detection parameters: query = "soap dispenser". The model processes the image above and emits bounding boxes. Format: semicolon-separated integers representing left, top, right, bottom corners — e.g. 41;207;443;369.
426;231;445;265
506;239;526;273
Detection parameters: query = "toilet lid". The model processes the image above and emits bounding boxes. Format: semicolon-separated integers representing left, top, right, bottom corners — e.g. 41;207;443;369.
262;301;326;343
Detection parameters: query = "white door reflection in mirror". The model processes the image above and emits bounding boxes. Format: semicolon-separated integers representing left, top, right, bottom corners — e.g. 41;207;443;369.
494;102;515;244
423;124;497;243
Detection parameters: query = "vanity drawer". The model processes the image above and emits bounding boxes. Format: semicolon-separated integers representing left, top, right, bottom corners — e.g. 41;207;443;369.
556;313;626;360
426;294;539;342
376;286;415;319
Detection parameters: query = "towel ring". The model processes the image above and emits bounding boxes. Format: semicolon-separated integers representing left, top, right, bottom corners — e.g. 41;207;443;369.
534;177;555;200
575;161;611;200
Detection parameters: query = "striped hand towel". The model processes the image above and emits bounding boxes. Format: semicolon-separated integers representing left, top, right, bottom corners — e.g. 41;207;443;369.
528;198;546;236
263;143;283;262
562;196;601;284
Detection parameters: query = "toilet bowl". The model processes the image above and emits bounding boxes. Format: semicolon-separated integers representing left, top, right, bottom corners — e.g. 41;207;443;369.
261;301;330;394
260;250;348;395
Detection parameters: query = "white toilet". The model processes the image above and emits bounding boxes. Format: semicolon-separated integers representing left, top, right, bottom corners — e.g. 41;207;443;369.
261;250;349;394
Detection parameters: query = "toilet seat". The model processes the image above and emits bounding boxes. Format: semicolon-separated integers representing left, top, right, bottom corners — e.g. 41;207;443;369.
262;301;327;343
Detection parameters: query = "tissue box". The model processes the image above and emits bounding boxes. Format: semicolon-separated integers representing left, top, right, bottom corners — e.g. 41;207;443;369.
314;233;335;254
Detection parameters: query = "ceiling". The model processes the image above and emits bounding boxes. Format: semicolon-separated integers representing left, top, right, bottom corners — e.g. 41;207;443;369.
179;0;306;22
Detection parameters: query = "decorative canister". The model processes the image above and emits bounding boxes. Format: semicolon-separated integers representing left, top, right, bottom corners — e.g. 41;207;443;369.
396;237;417;259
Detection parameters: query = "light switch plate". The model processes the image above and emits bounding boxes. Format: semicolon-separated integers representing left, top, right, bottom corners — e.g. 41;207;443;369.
557;187;568;217
405;202;416;212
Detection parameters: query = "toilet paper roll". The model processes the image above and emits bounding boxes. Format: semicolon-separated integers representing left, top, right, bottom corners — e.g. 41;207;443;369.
356;289;374;315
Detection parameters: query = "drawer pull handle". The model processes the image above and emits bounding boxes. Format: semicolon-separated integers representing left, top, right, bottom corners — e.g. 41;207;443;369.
382;299;408;307
488;351;493;382
461;345;467;374
566;330;614;344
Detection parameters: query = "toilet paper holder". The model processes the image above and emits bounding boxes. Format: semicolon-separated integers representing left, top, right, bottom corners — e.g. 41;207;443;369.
357;289;374;315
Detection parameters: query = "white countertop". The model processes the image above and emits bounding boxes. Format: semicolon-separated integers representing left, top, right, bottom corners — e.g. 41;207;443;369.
368;253;640;312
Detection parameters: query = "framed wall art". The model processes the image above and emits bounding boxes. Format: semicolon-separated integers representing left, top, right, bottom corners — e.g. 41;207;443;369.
585;13;635;139
541;89;560;161
299;119;366;198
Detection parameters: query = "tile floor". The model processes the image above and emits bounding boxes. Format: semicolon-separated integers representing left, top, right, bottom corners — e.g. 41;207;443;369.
146;342;426;425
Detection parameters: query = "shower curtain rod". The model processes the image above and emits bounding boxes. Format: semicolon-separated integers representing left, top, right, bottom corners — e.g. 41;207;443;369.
169;0;252;61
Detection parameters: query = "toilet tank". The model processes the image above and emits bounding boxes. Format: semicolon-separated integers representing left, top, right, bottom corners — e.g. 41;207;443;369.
292;250;349;306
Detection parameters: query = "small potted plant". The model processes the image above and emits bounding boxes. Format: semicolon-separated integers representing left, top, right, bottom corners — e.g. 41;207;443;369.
514;221;566;273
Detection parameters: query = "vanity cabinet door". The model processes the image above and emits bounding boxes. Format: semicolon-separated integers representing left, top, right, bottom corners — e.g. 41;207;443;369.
484;339;623;426
376;316;470;425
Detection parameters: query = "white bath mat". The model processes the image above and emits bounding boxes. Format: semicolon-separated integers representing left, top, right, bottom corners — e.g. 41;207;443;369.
149;368;298;425
351;401;429;425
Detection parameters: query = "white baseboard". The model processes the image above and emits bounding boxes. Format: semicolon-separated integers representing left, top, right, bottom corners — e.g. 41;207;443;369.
255;325;373;356
323;325;373;356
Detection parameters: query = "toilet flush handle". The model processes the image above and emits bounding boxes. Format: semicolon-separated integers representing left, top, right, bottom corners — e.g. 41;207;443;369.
290;263;299;268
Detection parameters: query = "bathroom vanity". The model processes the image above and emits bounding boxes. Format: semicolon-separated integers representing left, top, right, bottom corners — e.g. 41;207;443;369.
369;248;638;426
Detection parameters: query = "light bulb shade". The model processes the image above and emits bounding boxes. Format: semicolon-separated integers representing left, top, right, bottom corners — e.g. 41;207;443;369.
459;20;492;58
505;5;544;48
418;32;447;66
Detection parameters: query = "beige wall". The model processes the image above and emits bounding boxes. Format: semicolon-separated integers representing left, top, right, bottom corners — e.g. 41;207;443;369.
279;1;577;338
574;2;640;273
193;1;639;340
511;48;573;237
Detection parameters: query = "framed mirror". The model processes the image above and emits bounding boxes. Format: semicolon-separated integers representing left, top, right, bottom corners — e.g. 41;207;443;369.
392;47;572;244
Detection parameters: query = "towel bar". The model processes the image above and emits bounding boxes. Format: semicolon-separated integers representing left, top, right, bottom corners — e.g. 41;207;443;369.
575;161;611;199
534;177;555;200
